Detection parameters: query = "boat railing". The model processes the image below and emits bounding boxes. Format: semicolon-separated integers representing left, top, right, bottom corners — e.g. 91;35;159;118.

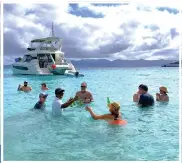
40;47;58;51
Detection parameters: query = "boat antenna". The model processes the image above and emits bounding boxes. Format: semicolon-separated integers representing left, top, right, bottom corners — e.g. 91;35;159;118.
50;22;55;37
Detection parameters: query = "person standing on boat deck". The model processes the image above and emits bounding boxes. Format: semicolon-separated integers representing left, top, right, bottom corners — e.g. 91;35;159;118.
41;83;49;92
74;82;93;103
17;81;32;92
156;86;169;102
52;88;75;115
137;84;154;107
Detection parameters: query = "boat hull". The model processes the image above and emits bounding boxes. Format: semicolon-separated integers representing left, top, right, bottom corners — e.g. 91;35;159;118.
12;62;70;75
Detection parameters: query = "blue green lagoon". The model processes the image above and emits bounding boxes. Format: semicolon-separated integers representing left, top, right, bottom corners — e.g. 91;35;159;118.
4;66;179;161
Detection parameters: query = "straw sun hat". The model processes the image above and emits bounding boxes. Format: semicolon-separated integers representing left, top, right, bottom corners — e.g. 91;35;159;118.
159;86;168;93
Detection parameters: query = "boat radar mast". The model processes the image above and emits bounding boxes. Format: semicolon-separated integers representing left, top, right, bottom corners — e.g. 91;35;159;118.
50;22;55;37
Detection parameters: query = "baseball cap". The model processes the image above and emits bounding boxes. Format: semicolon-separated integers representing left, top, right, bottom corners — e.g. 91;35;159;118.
39;92;48;98
41;83;46;87
55;88;65;95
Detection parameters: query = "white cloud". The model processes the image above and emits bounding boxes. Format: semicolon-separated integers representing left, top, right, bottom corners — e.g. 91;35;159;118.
3;2;179;64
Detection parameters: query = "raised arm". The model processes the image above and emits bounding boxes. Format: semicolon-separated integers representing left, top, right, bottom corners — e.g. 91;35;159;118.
85;106;113;120
133;94;138;102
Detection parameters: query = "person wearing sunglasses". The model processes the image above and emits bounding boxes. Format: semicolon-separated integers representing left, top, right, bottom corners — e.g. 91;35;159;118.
17;81;32;92
34;92;48;110
74;82;93;104
52;88;75;115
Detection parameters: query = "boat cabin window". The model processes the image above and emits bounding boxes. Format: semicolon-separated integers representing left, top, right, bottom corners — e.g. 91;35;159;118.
47;54;54;63
23;55;32;62
53;53;65;65
37;54;54;68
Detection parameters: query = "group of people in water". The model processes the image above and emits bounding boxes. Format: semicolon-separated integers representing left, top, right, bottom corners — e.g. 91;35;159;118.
17;81;169;124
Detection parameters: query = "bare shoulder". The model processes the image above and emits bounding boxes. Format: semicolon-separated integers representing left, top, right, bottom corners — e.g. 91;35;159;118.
76;91;81;95
101;114;115;119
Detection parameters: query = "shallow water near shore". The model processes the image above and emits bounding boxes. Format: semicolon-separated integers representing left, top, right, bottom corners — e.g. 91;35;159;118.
4;67;179;161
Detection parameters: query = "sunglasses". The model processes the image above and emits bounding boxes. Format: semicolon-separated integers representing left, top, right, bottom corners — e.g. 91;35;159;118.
81;86;86;88
40;96;47;98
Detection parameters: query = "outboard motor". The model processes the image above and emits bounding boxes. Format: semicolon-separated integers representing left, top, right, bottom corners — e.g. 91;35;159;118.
75;71;79;77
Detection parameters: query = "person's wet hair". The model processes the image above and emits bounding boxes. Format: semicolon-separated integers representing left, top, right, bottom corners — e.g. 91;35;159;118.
24;81;28;87
41;83;46;87
139;84;148;91
55;88;65;95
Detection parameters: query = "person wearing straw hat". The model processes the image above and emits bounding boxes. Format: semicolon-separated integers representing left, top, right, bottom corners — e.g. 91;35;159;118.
85;102;122;120
156;86;169;102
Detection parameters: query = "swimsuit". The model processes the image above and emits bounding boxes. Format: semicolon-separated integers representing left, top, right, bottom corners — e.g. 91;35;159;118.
112;113;119;120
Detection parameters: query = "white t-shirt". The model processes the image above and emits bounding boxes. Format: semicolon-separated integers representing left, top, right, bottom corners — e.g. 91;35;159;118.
52;97;63;115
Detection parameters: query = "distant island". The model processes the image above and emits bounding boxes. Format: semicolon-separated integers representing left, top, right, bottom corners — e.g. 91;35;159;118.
70;59;179;68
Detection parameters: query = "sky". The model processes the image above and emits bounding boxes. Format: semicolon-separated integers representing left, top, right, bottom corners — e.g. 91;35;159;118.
3;1;180;64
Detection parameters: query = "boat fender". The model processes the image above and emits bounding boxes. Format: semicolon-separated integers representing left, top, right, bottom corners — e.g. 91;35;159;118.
51;64;56;69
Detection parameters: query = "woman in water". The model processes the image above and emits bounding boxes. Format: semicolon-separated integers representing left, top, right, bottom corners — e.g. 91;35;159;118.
156;86;169;102
85;102;121;120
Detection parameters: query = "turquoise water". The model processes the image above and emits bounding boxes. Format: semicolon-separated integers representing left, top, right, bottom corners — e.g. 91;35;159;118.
4;66;179;161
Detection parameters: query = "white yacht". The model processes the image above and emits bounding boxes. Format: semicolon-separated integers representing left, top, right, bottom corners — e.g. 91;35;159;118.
162;61;179;67
12;24;83;76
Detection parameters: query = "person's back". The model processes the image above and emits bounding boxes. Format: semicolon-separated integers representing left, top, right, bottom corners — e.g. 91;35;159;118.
137;84;154;107
34;101;46;110
34;92;48;110
138;93;154;107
